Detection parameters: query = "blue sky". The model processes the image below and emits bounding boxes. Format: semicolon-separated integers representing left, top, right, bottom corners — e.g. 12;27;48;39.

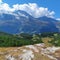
2;0;60;18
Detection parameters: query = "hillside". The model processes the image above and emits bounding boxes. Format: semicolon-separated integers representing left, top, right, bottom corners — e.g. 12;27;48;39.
0;32;43;47
0;43;60;60
0;32;60;47
0;10;60;34
0;32;60;60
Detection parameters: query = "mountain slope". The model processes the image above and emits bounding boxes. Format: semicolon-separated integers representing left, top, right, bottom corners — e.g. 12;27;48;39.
0;10;60;34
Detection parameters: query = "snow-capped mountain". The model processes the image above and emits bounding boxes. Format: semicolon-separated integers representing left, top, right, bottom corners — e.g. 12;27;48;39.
0;10;60;34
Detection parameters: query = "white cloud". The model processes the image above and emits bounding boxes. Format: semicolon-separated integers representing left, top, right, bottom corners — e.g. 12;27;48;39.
13;3;55;18
0;3;14;13
0;0;2;3
0;2;55;18
56;18;60;20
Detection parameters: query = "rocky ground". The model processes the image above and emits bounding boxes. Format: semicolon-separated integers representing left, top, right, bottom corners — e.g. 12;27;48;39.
0;43;60;60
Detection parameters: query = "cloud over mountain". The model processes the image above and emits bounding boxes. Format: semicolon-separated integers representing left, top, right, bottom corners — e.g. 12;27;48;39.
56;18;60;21
13;3;55;18
0;0;55;18
0;0;60;34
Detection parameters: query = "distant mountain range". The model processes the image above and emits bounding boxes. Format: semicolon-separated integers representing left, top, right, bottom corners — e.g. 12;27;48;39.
0;10;60;34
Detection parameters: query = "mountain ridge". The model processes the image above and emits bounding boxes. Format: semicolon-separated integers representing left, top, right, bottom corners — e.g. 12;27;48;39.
0;10;60;34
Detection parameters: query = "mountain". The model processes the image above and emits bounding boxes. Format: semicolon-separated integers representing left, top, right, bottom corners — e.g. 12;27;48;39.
0;10;60;34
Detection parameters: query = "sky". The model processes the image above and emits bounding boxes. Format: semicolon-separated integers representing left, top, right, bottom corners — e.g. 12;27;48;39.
0;0;60;19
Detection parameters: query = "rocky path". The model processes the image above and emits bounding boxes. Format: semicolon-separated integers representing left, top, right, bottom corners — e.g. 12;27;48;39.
0;43;60;60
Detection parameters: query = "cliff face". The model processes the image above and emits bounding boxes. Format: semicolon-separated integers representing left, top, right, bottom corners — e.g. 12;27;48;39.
0;43;60;60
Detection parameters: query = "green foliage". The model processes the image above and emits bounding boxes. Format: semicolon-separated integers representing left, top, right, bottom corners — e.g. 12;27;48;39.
49;33;60;46
0;32;60;47
32;34;42;43
0;32;43;47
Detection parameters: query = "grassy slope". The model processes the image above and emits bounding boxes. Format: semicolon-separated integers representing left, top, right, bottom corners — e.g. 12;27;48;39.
0;32;60;47
0;32;43;47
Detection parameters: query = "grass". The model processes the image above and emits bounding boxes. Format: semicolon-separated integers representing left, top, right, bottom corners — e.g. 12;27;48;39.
42;37;53;47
